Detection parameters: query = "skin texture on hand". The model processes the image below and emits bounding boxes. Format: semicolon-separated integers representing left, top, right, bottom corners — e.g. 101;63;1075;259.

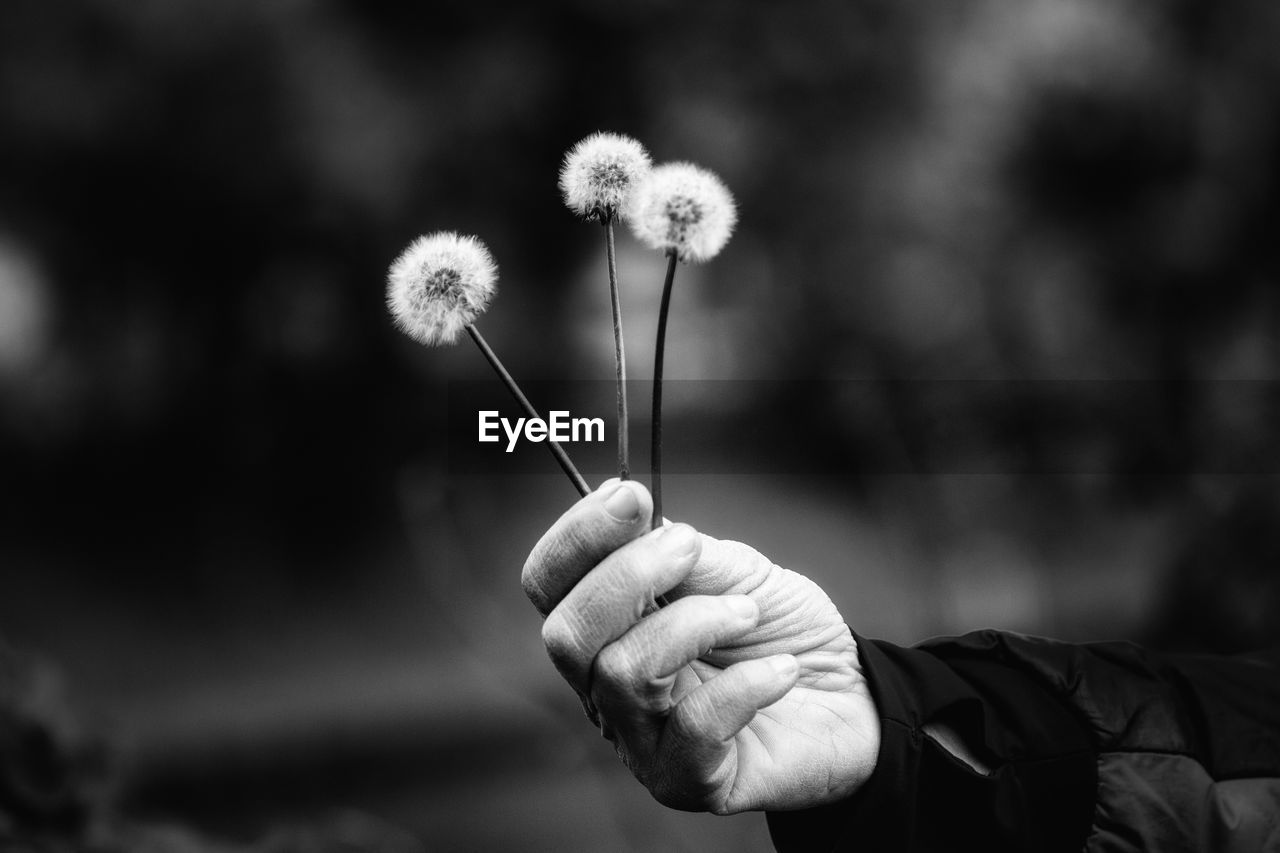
522;479;880;815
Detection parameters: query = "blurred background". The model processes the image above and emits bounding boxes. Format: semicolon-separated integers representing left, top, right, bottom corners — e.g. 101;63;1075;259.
2;0;1280;850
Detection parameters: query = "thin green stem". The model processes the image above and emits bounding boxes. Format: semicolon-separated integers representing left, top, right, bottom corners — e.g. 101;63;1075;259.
604;217;630;480
466;323;590;497
651;251;678;530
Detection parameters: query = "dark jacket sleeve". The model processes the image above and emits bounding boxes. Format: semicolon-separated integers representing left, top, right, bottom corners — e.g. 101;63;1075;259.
766;630;1280;853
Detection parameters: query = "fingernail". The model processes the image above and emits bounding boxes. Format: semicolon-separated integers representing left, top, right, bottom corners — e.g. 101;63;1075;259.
656;523;698;557
768;655;798;677
603;482;641;522
725;596;757;619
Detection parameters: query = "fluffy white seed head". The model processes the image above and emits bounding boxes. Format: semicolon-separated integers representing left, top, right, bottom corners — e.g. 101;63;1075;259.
387;231;498;346
627;162;737;263
559;132;652;222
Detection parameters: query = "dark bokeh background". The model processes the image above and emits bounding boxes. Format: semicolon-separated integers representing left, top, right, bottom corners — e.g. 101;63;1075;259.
2;1;1280;850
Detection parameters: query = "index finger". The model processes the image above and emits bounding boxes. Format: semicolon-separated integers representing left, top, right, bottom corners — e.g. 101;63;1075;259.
521;478;654;615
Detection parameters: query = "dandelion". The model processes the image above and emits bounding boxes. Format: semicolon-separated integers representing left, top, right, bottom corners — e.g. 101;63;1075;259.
387;231;497;347
558;132;652;222
387;231;589;496
559;132;652;481
628;163;738;528
627;162;737;264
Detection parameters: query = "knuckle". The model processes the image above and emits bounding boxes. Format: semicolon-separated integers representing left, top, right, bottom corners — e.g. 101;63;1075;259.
540;610;580;665
520;557;550;614
594;642;640;693
668;695;708;743
595;638;671;713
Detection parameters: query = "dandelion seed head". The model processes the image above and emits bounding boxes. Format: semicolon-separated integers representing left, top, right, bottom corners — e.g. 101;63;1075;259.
559;132;652;221
387;231;497;346
627;162;737;263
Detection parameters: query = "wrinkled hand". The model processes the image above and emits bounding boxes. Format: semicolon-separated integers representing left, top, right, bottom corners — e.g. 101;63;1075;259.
522;480;879;814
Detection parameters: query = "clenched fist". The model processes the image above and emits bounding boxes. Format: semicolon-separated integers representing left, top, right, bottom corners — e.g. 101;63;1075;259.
521;479;880;814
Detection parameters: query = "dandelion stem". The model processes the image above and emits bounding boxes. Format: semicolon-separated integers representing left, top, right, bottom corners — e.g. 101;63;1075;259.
650;251;678;530
604;216;630;480
465;323;590;497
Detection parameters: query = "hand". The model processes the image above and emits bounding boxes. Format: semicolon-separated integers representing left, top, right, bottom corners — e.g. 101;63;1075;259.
521;479;880;814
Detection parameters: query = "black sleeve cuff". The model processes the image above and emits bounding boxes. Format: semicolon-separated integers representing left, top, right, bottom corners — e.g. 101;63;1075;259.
767;631;1096;853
